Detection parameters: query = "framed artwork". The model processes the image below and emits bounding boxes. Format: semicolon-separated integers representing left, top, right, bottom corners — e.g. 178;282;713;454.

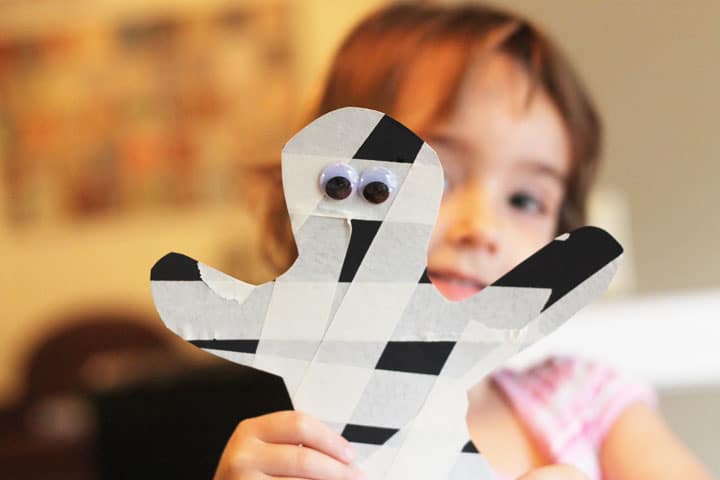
0;1;295;226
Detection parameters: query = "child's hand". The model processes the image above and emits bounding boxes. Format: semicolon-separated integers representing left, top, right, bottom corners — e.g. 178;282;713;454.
214;410;367;480
517;464;590;480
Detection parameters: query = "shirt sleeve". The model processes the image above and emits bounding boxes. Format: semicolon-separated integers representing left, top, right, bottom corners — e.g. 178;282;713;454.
490;355;658;459
576;357;659;449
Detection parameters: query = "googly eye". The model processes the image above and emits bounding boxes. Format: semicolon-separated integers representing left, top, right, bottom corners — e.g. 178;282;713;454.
359;167;397;204
319;163;358;200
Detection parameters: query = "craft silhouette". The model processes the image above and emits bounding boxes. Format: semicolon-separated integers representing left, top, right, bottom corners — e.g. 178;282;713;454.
150;107;623;479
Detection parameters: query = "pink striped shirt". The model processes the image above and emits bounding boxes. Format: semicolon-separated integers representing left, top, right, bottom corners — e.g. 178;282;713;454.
489;355;658;480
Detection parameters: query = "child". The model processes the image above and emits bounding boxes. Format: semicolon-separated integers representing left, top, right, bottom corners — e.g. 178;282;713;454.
215;3;713;480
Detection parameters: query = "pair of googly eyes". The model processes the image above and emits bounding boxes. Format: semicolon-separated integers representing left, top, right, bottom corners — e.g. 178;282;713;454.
319;164;397;204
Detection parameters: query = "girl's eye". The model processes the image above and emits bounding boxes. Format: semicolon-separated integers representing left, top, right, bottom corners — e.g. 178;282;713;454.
509;192;544;214
319;163;358;200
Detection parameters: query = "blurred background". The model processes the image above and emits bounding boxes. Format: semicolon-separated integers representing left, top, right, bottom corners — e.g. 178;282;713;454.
1;0;718;477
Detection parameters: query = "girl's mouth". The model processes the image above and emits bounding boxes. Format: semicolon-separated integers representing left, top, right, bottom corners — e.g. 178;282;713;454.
427;270;487;302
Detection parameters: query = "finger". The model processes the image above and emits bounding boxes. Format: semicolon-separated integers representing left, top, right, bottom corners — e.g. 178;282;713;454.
517;464;590;480
259;443;366;480
266;477;317;480
250;411;355;464
263;476;343;480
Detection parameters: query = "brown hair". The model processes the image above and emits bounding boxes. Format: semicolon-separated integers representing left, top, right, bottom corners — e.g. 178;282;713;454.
264;2;603;272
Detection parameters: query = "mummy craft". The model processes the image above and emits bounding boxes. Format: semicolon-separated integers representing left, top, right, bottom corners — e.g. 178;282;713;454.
150;107;623;479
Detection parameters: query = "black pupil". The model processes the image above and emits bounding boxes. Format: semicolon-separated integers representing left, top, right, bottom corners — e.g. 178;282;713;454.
363;181;389;204
325;176;352;200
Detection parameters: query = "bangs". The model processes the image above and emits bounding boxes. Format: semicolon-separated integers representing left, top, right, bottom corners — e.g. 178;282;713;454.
391;18;551;136
497;22;558;115
389;35;475;134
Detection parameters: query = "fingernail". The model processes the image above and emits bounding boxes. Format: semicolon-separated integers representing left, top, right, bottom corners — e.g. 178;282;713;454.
350;466;367;480
344;443;356;462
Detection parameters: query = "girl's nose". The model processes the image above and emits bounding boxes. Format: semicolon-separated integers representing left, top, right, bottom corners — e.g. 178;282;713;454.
444;180;500;255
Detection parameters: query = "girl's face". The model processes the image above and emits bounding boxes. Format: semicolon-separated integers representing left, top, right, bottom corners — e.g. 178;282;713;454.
423;53;571;301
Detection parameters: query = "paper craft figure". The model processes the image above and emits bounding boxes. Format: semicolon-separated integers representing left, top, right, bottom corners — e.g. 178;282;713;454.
150;107;623;479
